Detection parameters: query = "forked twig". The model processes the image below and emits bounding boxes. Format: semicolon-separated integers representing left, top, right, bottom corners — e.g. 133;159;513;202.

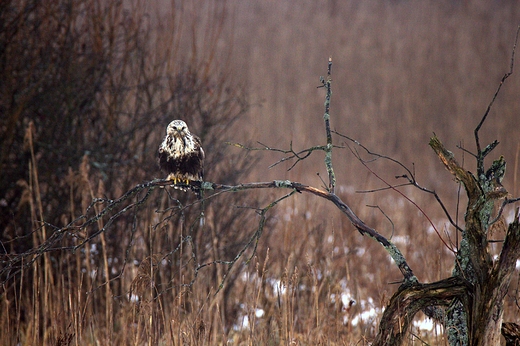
226;141;339;171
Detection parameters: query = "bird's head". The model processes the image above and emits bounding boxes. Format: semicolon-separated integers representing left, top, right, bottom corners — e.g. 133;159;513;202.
166;120;189;138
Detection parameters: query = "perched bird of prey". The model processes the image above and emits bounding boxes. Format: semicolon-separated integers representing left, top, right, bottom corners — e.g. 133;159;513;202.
158;120;204;189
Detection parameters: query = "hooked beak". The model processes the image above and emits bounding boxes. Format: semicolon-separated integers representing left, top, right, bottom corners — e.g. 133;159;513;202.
174;128;187;147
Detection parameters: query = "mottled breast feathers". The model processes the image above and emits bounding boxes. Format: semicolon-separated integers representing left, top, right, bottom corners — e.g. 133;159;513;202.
158;120;204;184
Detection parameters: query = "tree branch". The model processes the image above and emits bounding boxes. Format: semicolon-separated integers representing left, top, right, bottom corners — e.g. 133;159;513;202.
430;135;481;206
225;141;336;171
475;26;520;177
0;178;418;289
319;57;336;193
202;179;418;284
373;276;471;346
335;131;462;247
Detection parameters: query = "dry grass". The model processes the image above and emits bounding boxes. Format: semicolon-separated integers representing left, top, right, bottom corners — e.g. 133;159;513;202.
1;0;520;345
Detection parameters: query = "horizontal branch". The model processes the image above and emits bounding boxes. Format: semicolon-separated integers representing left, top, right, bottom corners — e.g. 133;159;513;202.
196;179;417;284
1;178;417;288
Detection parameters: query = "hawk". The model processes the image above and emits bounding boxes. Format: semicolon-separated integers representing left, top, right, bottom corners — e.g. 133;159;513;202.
158;120;204;189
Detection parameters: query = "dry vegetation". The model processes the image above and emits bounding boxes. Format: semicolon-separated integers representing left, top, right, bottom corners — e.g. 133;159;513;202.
1;0;520;345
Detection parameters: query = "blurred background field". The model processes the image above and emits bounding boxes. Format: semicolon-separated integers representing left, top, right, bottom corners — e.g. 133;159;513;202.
1;0;520;344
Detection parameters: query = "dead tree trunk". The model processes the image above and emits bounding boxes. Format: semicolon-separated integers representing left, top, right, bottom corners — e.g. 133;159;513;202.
373;135;520;346
373;277;470;345
372;30;520;343
430;136;520;345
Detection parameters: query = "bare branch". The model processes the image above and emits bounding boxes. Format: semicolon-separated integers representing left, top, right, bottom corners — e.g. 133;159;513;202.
332;130;416;179
430;135;481;204
456;143;477;159
357;182;415;194
475;26;520;176
202;179;418;284
489;196;520;225
319;57;336;193
335;131;461;247
0;177;419;289
367;204;396;239
226;141;336;171
212;190;297;294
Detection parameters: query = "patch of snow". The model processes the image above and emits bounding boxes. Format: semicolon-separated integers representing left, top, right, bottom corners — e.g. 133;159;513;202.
392;235;409;245
413;318;443;334
267;278;286;295
351;307;377;326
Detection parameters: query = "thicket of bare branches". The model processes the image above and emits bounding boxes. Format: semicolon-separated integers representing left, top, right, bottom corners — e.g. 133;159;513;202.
0;1;263;344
